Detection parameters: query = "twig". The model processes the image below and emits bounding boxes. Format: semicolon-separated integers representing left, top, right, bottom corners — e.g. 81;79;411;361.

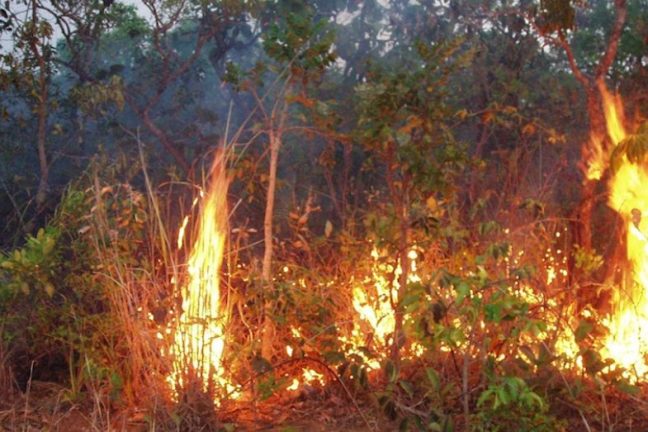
230;356;376;432
542;341;592;432
22;360;34;432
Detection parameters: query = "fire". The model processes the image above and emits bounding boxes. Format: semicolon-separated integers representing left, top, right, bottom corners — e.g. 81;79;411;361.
285;328;326;390
598;85;648;378
346;247;422;368
169;151;232;395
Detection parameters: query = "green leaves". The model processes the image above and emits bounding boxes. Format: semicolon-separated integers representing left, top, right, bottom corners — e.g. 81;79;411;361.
573;244;604;276
71;75;125;117
477;376;546;412
609;122;648;173
0;227;60;297
262;9;336;78
355;37;468;197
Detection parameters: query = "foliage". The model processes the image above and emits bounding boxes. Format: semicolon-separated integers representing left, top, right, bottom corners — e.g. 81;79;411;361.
475;376;560;431
610;122;648;172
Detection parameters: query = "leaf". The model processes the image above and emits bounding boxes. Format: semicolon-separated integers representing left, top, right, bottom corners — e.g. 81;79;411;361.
477;388;494;408
496;386;510;406
425;367;440;390
574;319;593;342
455;281;470;303
385;360;397;383
324;220;333;237
398;380;414;397
323;350;345;364
615;381;640;395
251;356;273;373
399;292;420;311
522;123;536;136
44;282;55;297
429;423;442;432
20;281;30;295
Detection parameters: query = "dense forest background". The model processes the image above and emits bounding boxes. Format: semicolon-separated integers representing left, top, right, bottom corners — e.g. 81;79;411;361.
0;0;647;430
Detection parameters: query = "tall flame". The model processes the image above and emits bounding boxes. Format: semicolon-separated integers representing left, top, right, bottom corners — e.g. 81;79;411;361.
170;151;230;393
585;85;628;181
598;85;648;378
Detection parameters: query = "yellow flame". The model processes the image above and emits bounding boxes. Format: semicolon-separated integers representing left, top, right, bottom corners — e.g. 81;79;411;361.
585;134;606;181
346;247;422;368
600;88;626;146
585;85;627;181
286;369;324;391
177;215;190;249
169;151;231;394
598;85;648;378
287;378;300;391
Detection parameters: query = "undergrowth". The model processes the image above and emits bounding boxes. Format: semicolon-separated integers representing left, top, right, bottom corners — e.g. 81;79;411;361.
0;154;646;432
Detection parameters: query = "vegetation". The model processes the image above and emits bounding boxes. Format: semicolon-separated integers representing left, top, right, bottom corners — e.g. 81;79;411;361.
0;0;647;430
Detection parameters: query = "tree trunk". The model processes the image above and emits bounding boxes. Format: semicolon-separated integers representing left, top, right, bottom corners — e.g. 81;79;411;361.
554;1;627;303
35;68;49;210
573;83;607;252
31;1;48;211
260;129;280;360
385;146;410;365
391;199;409;364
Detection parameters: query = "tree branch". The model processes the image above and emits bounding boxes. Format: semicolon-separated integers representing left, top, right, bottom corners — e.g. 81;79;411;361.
557;30;590;87
595;0;627;79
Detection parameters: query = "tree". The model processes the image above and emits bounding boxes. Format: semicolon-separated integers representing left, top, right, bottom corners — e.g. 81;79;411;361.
226;5;336;359
0;1;56;211
522;0;631;310
534;0;627;253
356;39;469;363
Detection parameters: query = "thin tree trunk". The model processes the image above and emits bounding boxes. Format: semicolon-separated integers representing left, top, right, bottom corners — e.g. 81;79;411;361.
35;68;48;210
31;1;48;211
573;84;606;252
385;145;409;365
392;201;409;364
261;129;281;359
262;131;279;280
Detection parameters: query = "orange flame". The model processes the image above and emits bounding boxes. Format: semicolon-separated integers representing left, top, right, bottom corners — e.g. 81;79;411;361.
169;152;232;395
344;248;422;368
585;85;627;181
585;133;607;181
598;85;648;378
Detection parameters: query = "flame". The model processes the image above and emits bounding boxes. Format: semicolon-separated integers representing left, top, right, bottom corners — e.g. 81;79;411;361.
345;247;422;368
504;231;580;370
169;152;232;395
585;134;606;181
285;328;326;390
177;215;190;249
598;86;648;378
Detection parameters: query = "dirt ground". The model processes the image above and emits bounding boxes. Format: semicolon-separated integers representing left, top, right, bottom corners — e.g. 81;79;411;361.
0;381;380;431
